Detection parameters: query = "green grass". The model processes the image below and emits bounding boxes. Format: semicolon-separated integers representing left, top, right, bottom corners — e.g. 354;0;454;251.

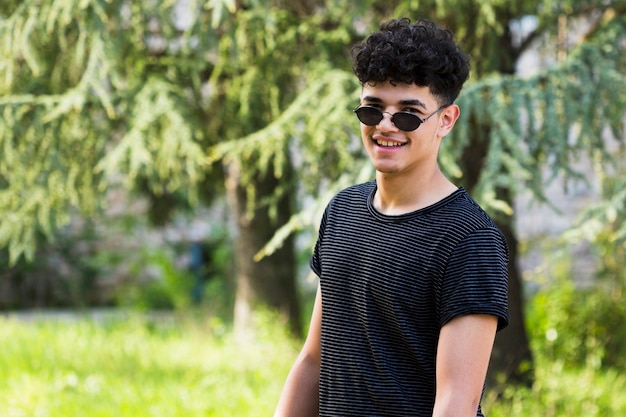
483;359;626;416
1;312;624;416
0;313;299;417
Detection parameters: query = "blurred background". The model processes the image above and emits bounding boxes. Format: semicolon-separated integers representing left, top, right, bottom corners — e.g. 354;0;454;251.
1;0;625;415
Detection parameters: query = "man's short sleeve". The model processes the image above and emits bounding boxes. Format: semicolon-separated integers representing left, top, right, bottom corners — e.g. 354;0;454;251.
309;204;330;278
439;227;509;331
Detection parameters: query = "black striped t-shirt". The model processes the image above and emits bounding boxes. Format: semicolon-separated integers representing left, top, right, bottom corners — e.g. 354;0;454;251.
310;181;509;417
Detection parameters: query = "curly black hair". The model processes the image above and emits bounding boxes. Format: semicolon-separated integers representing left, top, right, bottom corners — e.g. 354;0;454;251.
352;18;470;106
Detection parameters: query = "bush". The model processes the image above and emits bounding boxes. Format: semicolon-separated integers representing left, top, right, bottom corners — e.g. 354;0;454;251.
114;247;195;311
526;280;626;369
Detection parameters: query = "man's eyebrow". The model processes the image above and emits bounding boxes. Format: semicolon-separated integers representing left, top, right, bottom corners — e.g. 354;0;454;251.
362;96;427;109
362;95;383;103
399;99;427;108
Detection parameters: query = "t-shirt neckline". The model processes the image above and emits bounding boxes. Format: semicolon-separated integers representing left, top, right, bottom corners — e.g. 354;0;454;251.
366;183;464;223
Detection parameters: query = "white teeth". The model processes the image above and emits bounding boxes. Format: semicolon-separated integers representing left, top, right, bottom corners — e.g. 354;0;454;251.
376;140;404;147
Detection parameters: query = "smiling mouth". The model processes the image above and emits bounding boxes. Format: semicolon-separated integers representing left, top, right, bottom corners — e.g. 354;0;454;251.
375;139;405;147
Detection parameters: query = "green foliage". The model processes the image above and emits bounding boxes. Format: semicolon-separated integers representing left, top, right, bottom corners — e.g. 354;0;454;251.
0;221;107;309
443;12;626;213
200;229;236;319
0;0;214;263
3;0;626;266
84;217;235;312
494;248;626;415
564;148;626;293
523;225;626;370
0;0;121;264
483;359;626;415
527;281;626;369
203;4;369;225
114;247;194;311
97;77;207;196
0;0;371;263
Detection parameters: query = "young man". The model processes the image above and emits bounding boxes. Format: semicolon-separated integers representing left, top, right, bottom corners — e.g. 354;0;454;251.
274;18;509;417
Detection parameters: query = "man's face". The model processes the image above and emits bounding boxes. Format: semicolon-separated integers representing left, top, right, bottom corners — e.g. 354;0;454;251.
357;81;450;176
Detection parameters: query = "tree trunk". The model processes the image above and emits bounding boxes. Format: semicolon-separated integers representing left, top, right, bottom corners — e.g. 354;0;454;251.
459;119;534;387
490;202;534;387
226;161;302;337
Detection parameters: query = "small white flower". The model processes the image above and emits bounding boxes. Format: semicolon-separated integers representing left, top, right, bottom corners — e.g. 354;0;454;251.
546;328;558;342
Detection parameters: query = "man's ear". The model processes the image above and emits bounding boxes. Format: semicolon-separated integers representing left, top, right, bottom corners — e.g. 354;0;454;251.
437;104;460;138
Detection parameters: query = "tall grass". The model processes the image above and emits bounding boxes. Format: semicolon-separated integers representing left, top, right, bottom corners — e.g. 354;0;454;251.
0;312;298;417
1;311;624;416
483;358;626;416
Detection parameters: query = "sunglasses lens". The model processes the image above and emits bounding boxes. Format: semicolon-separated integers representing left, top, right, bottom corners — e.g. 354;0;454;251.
392;113;421;131
355;107;383;126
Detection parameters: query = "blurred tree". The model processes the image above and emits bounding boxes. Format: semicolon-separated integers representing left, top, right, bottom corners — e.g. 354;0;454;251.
433;1;626;384
0;0;370;335
1;0;626;387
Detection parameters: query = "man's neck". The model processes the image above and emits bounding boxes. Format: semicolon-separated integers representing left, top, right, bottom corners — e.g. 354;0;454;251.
373;168;457;215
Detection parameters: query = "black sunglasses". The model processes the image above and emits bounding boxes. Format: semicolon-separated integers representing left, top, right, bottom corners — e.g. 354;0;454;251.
353;104;449;132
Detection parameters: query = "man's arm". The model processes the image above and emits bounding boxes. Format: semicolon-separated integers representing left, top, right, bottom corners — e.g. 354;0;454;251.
274;282;322;417
432;314;498;417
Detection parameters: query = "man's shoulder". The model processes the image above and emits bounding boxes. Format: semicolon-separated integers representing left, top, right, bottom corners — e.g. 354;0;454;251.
329;181;375;206
437;189;501;234
336;181;375;197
